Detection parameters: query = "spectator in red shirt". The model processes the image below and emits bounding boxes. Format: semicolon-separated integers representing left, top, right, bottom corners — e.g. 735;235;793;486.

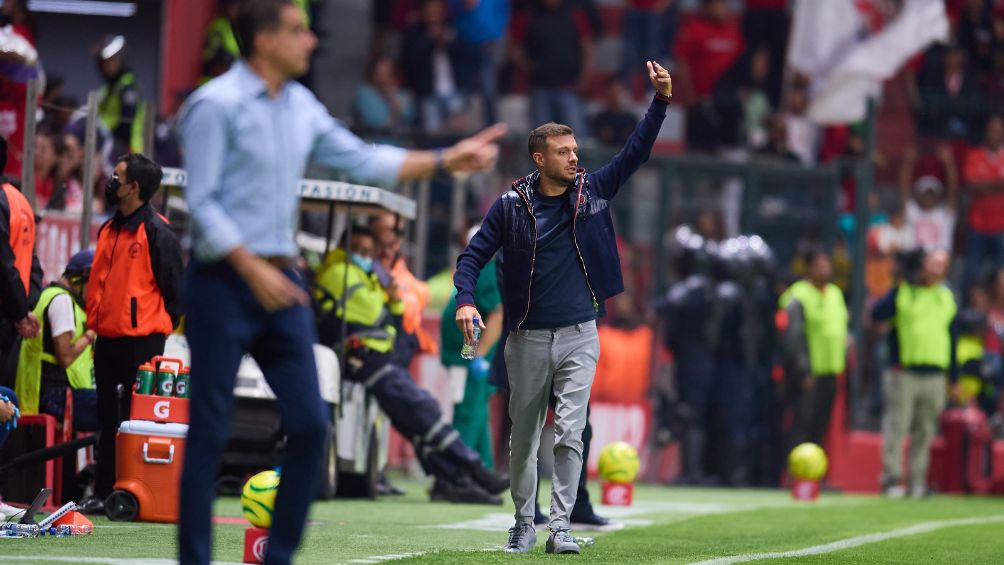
673;0;743;102
963;114;1004;297
510;0;593;134
0;0;37;180
673;0;743;151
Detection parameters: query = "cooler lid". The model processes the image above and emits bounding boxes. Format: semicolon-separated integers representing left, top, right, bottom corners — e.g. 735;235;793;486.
118;420;189;437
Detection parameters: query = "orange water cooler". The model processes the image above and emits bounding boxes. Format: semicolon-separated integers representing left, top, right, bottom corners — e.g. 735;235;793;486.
105;420;188;523
105;357;190;523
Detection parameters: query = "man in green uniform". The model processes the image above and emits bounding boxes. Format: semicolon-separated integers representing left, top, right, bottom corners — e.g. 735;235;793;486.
441;224;504;468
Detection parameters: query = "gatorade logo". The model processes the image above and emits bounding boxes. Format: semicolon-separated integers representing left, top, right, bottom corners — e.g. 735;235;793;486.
253;536;269;561
175;381;187;396
154;401;170;419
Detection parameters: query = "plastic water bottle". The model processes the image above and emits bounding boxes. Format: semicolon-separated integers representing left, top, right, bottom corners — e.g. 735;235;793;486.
573;536;595;548
460;316;481;360
2;523;39;537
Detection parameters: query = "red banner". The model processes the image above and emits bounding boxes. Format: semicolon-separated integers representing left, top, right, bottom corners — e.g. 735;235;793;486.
35;212;102;283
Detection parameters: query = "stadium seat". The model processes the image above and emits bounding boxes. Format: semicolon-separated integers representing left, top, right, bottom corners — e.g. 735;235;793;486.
14;413;59;511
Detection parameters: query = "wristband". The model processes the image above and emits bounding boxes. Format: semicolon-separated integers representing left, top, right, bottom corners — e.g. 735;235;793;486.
655;92;672;104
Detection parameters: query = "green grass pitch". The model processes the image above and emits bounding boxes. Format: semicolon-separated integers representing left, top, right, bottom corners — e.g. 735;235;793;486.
3;478;1004;564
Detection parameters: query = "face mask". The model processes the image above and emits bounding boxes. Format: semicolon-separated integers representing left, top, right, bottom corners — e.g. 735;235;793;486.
351;254;373;273
104;176;122;207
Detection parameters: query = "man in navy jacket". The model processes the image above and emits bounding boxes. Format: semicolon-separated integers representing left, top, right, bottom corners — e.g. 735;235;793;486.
455;61;672;554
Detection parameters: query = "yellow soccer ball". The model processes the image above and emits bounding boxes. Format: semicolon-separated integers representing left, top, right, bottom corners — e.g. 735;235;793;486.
598;441;640;484
242;470;280;528
788;443;828;481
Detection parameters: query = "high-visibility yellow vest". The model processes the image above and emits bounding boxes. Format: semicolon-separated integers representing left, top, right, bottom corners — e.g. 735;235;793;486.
779;280;848;375
314;249;404;353
895;283;957;370
16;285;94;415
97;71;146;154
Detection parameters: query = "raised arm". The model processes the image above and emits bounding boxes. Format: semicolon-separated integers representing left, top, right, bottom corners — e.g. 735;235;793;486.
589;61;672;199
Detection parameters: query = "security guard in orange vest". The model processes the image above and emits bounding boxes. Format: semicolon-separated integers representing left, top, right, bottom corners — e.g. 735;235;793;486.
80;153;183;514
0;137;42;388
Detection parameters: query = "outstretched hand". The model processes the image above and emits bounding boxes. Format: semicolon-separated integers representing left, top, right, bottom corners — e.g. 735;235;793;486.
647;60;673;98
444;123;508;174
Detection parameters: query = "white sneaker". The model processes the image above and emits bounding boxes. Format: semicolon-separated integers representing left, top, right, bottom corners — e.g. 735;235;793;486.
883;485;907;499
0;501;25;520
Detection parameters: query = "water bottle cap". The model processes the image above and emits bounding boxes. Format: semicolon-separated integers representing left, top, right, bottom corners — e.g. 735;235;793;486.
138;363;154;372
473;315;480;323
179;367;190;375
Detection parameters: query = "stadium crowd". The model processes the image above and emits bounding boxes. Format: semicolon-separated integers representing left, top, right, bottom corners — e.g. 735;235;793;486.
0;0;1003;525
359;0;1004;486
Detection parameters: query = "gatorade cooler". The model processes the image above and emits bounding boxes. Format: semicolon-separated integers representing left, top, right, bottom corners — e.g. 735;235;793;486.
105;420;188;523
130;357;190;424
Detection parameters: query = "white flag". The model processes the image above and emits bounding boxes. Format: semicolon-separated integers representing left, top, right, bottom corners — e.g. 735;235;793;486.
788;0;949;124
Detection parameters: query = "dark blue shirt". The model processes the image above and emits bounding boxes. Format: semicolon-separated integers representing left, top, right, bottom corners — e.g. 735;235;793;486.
522;188;596;330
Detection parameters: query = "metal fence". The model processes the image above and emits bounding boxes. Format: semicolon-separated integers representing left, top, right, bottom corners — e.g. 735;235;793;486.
30;112;878;428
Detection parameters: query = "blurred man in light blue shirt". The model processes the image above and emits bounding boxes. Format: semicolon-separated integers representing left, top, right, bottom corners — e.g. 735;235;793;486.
177;2;504;564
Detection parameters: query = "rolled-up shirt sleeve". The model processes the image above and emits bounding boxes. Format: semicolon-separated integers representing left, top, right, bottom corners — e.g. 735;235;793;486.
308;99;406;187
180;96;246;261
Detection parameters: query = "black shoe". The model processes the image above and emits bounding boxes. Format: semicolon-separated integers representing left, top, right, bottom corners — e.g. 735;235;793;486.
533;505;548;526
570;511;624;531
77;496;105;515
430;478;502;505
377;475;406;496
468;464;510;495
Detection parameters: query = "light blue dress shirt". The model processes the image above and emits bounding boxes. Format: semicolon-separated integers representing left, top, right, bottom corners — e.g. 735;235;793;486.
180;62;407;262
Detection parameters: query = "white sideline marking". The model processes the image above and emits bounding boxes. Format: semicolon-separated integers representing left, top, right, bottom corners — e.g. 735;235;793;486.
0;558;243;565
339;552;424;565
688;514;1004;565
423;501;740;532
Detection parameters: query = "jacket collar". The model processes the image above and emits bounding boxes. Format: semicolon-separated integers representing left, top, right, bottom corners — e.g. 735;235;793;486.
111;201;151;231
511;168;587;202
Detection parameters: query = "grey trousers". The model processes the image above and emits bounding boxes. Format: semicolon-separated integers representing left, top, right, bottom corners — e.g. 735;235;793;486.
881;369;947;489
504;321;599;531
